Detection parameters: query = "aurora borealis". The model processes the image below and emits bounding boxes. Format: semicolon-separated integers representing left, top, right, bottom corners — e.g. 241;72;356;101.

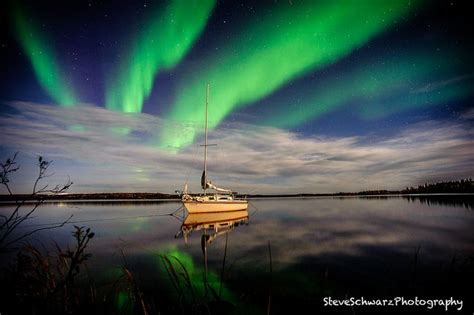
161;0;421;148
0;0;473;193
105;0;215;113
2;3;474;313
10;5;78;106
262;44;473;128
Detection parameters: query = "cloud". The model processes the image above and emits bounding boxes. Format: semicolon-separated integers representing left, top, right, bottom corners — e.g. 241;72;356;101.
411;73;474;94
1;101;473;194
461;107;474;120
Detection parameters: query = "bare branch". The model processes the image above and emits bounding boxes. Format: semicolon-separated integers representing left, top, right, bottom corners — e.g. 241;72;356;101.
0;154;74;252
34;184;50;194
0;200;26;230
35;177;73;195
0;152;20;196
0;201;43;248
33;156;54;194
2;214;74;251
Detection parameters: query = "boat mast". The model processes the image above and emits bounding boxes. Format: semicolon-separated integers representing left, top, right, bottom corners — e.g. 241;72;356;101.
203;83;209;196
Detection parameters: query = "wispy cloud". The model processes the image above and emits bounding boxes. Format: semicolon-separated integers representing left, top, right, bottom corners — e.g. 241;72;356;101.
1;101;473;194
411;73;474;94
461;107;474;120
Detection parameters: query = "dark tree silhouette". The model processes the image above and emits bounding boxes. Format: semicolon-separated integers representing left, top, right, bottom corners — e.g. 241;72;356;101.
0;153;73;252
402;178;474;194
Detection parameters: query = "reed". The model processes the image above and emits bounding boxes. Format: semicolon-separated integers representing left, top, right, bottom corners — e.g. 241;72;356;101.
267;240;272;315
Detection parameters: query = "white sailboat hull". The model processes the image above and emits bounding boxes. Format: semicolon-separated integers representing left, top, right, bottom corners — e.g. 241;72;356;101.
183;200;248;213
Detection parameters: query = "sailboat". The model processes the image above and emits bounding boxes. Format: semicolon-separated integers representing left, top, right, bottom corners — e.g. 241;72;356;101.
181;84;249;213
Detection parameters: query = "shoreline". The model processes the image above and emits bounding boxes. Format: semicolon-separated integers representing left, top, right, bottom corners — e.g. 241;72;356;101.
0;192;473;204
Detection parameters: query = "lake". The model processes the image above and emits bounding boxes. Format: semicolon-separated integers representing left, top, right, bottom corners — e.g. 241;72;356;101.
1;196;474;314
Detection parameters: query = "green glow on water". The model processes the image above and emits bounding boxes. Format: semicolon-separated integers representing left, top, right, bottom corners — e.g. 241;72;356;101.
11;5;77;106
106;0;215;113
161;0;420;149
157;247;235;302
116;291;132;313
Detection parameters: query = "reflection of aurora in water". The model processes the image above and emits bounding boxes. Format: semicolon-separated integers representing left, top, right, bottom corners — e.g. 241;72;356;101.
2;197;473;312
107;246;236;312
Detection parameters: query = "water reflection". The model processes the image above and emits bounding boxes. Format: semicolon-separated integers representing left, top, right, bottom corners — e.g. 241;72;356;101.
346;194;474;209
172;210;249;299
403;194;474;210
2;197;473;312
175;210;249;245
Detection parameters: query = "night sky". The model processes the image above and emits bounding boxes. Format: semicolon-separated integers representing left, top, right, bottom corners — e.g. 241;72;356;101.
0;0;473;194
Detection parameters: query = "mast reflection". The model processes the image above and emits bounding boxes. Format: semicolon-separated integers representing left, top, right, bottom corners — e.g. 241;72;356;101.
175;210;249;244
175;210;250;283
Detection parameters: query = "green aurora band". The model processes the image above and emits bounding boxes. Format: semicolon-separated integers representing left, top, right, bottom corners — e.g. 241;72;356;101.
106;0;215;113
161;0;421;149
264;47;474;127
11;6;77;106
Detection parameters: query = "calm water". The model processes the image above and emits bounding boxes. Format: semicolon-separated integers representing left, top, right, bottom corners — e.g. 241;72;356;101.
2;196;474;314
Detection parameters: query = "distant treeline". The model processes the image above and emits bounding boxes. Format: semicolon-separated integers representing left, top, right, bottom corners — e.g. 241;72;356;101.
401;178;474;194
0;192;179;202
1;179;473;202
345;178;474;195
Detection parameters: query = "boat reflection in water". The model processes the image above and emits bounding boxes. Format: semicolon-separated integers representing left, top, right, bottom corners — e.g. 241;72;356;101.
175;209;249;282
175;209;249;244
